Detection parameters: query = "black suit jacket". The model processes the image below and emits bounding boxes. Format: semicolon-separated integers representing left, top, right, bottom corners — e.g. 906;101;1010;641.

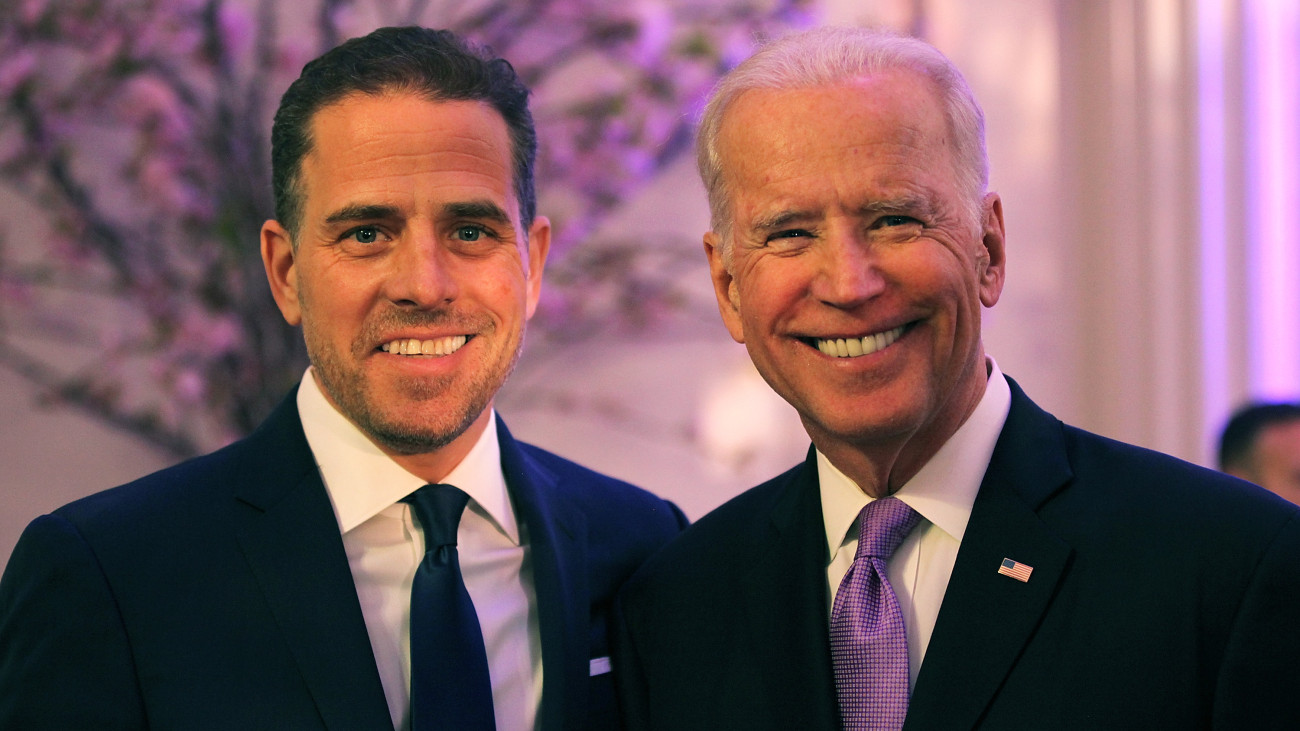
0;392;687;730
614;377;1300;729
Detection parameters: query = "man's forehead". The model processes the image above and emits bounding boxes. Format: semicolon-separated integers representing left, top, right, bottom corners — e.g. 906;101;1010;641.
723;69;940;127
298;92;519;217
719;81;943;168
306;92;507;155
717;80;954;210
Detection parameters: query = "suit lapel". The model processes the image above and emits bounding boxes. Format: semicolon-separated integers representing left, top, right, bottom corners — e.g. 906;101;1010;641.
498;420;588;731
231;395;392;730
906;379;1075;729
738;451;841;728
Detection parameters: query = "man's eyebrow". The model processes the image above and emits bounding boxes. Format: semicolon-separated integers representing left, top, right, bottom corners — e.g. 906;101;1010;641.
751;209;818;234
857;195;934;217
445;200;512;224
324;203;400;225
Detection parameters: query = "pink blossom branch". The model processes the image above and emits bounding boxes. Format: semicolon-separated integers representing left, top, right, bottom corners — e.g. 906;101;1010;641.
0;338;199;457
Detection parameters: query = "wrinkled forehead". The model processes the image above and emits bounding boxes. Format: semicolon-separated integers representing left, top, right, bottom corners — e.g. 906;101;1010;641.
715;71;950;175
716;75;956;201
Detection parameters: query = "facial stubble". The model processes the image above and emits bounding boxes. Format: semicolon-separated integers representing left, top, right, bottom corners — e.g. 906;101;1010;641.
305;307;525;456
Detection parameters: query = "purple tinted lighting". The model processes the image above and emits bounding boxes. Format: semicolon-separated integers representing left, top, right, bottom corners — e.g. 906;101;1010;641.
1246;0;1300;398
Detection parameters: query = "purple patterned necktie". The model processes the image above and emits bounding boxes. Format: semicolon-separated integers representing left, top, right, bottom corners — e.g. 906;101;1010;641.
830;497;924;731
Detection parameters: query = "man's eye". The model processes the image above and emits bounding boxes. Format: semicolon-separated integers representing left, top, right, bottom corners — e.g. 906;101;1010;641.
455;225;485;242
768;229;814;241
877;215;920;228
346;226;381;244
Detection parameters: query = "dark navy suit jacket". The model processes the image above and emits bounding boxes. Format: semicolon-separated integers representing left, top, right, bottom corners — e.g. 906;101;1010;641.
0;392;686;729
614;377;1300;729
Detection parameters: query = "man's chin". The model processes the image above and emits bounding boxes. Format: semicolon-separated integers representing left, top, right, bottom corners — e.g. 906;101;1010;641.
370;432;456;456
798;393;926;445
362;417;475;456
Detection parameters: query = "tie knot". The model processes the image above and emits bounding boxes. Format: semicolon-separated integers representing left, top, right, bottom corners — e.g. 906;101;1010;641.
402;483;470;549
855;497;923;560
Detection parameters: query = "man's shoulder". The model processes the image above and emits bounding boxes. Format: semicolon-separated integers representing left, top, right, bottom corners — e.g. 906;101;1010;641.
48;438;255;536
689;459;812;536
1001;378;1298;542
1059;420;1217;479
513;438;640;493
510;438;683;520
1060;420;1296;525
45;395;309;538
0;419;309;606
624;458;813;594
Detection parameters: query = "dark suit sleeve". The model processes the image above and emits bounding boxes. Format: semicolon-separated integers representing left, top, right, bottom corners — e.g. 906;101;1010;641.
0;514;145;729
611;591;651;731
1212;510;1300;728
667;502;689;532
607;503;687;731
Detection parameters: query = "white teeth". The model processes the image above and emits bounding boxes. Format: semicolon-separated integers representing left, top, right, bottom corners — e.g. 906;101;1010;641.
380;335;468;357
815;325;906;359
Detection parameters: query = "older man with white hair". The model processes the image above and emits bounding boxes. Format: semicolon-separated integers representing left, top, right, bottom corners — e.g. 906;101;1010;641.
614;26;1300;730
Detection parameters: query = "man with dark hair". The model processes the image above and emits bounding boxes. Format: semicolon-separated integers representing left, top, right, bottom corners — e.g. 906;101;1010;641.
0;26;685;729
270;27;541;241
1219;401;1300;504
614;26;1300;730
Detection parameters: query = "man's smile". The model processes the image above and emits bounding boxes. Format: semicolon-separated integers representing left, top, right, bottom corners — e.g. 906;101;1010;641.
806;323;912;358
378;335;470;356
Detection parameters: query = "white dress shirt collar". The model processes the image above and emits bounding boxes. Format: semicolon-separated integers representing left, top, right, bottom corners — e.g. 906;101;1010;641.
820;357;1012;556
296;367;519;544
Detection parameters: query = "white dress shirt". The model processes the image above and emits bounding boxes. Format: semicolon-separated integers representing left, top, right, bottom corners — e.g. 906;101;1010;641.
297;369;542;730
821;357;1011;686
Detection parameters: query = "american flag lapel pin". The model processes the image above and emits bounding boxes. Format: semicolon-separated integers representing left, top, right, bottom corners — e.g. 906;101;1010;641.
998;557;1033;582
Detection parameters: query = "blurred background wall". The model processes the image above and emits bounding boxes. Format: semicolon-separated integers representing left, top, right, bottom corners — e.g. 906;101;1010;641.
2;0;1298;565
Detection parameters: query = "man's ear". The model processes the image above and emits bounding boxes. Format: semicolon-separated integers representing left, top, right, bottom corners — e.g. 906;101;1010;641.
977;193;1007;308
261;219;302;326
523;215;551;320
703;231;745;344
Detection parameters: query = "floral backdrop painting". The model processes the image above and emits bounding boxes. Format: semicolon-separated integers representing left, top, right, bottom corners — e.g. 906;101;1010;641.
0;0;812;457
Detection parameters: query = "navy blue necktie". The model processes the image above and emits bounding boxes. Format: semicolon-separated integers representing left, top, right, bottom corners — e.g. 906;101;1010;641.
402;484;496;731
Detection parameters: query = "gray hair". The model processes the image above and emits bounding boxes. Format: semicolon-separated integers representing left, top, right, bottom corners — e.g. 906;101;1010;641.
696;26;989;262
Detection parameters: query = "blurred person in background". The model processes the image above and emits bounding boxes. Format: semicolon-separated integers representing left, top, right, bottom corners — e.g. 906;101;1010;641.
1219;401;1300;504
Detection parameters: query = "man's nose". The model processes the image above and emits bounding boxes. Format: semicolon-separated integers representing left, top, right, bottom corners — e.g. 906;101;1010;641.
384;233;460;308
810;233;886;309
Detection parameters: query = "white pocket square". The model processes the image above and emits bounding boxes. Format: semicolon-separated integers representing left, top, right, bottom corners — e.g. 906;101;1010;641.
589;656;612;676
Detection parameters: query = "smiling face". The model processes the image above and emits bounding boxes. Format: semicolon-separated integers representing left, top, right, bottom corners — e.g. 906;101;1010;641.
704;70;1005;492
261;91;548;468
